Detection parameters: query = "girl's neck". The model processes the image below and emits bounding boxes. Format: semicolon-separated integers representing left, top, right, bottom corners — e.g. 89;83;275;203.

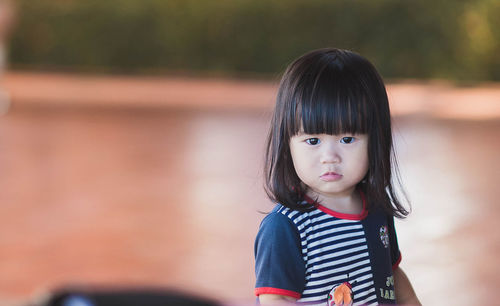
306;188;363;215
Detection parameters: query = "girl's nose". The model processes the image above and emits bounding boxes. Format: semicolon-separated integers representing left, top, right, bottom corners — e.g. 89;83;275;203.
320;146;341;164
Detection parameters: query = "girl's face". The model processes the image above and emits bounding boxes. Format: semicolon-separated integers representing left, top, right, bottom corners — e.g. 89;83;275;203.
289;132;369;200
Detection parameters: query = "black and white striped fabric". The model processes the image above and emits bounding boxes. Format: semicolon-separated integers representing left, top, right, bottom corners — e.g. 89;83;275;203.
255;200;401;305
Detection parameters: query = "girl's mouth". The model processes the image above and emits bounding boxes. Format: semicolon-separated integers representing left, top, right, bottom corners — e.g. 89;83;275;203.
320;172;342;182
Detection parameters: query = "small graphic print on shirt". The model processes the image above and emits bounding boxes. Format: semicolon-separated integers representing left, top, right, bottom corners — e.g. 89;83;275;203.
327;281;353;306
379;275;396;301
379;225;389;248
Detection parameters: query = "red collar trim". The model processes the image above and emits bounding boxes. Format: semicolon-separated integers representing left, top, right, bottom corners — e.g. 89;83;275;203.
304;192;368;221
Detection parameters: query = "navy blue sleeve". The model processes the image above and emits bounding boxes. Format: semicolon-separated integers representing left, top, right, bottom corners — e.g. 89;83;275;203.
387;215;402;269
254;211;305;298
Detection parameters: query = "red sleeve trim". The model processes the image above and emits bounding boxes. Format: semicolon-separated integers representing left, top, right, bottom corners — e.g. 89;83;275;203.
254;287;301;299
392;253;402;270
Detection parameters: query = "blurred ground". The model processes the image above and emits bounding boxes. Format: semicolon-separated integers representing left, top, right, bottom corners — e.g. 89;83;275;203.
0;72;499;305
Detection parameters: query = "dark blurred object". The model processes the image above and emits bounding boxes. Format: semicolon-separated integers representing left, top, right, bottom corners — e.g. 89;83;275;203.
30;287;220;306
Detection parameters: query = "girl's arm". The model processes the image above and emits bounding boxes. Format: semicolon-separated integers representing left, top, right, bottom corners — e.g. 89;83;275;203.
259;294;297;305
393;266;421;305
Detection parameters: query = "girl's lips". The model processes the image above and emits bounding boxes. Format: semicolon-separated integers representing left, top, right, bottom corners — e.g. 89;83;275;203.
320;172;342;182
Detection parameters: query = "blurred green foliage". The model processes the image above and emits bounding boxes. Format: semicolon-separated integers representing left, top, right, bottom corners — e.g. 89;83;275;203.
8;0;500;81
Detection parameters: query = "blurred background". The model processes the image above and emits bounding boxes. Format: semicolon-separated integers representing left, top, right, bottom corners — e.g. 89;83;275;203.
0;0;499;305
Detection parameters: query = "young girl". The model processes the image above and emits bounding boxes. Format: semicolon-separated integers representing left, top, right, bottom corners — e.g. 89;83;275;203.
254;48;421;305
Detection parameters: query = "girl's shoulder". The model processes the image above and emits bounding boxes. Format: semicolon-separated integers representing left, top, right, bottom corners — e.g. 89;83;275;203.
256;205;306;249
270;202;316;217
260;204;297;228
259;203;318;230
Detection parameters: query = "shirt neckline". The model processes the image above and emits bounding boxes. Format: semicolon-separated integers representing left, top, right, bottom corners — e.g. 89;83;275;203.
303;191;368;221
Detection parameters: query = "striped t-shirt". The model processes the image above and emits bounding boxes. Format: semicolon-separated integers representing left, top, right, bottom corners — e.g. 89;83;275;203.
254;198;401;305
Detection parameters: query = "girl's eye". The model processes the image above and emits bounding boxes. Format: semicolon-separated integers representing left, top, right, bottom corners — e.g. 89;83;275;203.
340;137;355;144
305;138;320;145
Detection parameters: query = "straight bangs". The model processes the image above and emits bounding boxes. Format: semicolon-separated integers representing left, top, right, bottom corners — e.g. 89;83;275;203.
287;66;372;138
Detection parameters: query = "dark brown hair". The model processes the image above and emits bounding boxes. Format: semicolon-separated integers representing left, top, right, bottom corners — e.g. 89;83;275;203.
264;48;409;218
